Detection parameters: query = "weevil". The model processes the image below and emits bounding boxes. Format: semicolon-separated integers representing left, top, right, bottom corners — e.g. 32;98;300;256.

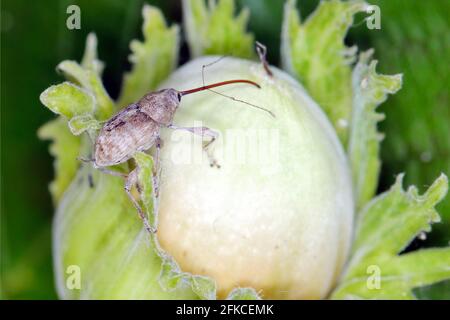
84;78;273;234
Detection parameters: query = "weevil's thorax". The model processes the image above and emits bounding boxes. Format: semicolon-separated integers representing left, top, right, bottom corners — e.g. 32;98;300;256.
138;88;181;126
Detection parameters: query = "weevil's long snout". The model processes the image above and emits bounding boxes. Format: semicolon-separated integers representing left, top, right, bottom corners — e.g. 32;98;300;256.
179;79;275;118
179;79;260;96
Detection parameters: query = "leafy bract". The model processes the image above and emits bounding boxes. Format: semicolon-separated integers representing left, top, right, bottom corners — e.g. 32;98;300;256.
38;119;81;203
182;0;254;58
281;1;402;211
331;174;450;299
118;5;179;106
227;288;262;300
40;82;95;119
134;152;216;300
52;164;199;299
349;50;402;210
39;34;108;202
133;152;260;300
81;33;104;75
68;114;102;136
281;0;368;143
56;33;114;121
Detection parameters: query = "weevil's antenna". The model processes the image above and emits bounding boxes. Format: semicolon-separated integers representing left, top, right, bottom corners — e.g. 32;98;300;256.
179;57;275;118
180;79;261;95
256;41;273;77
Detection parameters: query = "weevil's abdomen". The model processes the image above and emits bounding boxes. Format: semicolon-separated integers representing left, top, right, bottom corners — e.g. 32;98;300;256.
94;103;160;167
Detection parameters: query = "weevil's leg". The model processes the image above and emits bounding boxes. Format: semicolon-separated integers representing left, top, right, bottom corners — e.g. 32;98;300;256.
168;124;220;168
88;173;94;188
125;168;156;234
91;161;128;178
153;136;163;198
154;136;163;172
77;133;97;187
96;166;128;178
77;157;97;188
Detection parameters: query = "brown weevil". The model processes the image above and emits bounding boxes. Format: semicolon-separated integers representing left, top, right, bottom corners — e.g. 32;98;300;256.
84;78;273;233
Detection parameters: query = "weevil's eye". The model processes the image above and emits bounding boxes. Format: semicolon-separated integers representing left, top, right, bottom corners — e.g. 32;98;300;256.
177;92;182;101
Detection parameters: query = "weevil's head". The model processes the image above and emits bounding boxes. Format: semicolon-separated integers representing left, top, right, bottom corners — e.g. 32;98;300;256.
139;88;181;126
164;87;183;105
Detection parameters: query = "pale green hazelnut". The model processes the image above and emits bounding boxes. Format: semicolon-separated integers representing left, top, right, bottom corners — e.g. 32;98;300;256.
156;56;354;299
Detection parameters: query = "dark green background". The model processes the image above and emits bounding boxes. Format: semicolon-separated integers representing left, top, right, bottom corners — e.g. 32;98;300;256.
1;0;449;299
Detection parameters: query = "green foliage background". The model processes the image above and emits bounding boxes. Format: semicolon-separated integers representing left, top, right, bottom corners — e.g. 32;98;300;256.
1;0;449;299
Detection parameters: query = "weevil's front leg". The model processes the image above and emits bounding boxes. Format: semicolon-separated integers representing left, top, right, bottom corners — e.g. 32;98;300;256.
79;157;127;186
125;168;156;234
168;124;220;168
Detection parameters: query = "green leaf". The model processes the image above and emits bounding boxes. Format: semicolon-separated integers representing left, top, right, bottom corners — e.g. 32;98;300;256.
68;114;101;136
38;34;108;210
39;82;95;119
52;150;199;299
158;255;189;291
57;60;113;120
56;34;114;120
81;33;104;75
182;0;254;58
190;275;216;300
134;151;158;230
227;288;261;300
38;118;81;203
52;166;199;299
133;152;217;300
348;50;402;210
281;0;368;144
331;174;450;299
118;5;180;106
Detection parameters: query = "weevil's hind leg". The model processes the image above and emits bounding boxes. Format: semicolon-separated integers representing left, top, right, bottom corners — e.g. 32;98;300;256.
77;157;97;188
125;168;156;234
168;124;220;168
78;130;99;187
88;173;94;188
152;136;163;198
